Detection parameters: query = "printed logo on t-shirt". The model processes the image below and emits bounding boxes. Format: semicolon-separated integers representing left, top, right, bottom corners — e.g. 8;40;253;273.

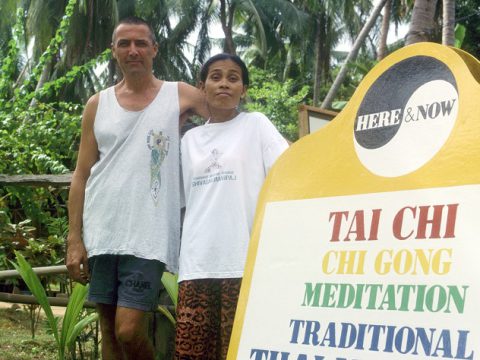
191;148;237;187
147;129;170;203
205;148;223;173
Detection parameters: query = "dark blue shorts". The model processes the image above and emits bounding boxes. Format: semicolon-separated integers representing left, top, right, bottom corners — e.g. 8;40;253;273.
87;254;165;312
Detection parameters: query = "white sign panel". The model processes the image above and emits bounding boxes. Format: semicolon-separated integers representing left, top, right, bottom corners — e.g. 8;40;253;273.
237;185;479;360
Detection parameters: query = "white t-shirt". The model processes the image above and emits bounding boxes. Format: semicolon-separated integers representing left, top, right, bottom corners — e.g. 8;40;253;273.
179;112;288;281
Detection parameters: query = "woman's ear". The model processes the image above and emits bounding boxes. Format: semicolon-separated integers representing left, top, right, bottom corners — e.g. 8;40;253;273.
199;81;206;92
241;86;247;99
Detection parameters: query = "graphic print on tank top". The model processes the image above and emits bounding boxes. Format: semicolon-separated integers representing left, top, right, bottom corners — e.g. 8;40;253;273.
146;129;170;203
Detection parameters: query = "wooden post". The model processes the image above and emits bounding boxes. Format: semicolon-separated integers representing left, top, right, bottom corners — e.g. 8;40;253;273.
298;104;338;137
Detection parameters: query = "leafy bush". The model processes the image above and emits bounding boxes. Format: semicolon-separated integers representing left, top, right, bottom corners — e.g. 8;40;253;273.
0;0;108;259
245;68;310;142
0;210;66;271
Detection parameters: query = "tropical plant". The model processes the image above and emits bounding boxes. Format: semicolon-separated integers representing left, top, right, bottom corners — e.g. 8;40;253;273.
158;271;178;326
153;271;179;360
456;0;480;59
11;252;98;360
0;1;107;240
245;68;310;142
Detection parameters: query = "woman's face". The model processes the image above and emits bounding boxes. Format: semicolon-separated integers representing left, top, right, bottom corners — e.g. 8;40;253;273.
201;59;247;115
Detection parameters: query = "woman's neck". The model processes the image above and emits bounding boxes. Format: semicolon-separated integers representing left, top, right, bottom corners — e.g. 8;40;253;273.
208;108;240;123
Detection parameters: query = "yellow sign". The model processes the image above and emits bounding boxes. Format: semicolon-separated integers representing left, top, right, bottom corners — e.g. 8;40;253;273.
228;43;480;359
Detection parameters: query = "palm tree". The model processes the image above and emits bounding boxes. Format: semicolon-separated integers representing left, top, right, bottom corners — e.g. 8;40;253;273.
219;0;237;54
442;0;455;45
0;0;18;51
237;0;309;74
377;0;392;60
321;0;388;109
216;0;270;56
299;0;374;106
8;0;205;103
405;0;439;44
377;0;413;60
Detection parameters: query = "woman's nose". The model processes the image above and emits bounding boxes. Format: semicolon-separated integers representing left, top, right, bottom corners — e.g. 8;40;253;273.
219;78;229;87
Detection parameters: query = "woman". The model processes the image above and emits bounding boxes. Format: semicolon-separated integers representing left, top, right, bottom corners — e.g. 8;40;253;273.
175;53;288;359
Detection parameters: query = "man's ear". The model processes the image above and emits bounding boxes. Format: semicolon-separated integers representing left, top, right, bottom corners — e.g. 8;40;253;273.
111;43;117;60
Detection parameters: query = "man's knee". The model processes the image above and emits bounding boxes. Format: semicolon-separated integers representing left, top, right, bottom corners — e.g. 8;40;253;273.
115;317;148;346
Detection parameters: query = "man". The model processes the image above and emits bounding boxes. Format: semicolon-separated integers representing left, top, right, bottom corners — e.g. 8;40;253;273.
66;17;207;360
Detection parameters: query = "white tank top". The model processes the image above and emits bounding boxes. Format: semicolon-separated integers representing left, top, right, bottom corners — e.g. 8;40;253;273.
83;82;181;272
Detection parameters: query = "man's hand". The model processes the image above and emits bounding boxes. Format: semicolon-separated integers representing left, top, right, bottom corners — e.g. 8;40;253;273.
66;235;90;285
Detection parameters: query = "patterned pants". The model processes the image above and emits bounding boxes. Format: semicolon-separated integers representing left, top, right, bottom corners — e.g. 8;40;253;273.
174;278;242;360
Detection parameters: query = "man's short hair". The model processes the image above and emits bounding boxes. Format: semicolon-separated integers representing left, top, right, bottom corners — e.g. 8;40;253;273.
112;16;157;45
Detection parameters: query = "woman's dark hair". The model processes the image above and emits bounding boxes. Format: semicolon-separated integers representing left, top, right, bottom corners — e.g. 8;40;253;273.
199;53;249;86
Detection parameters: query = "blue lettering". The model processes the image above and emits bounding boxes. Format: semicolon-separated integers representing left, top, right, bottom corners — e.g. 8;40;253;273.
338;322;356;348
289;319;304;344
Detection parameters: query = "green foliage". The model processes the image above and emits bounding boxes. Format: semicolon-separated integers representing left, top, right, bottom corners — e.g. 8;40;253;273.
0;211;66;273
158;272;179;326
245;68;310;142
456;0;480;59
11;252;98;360
0;102;82;175
0;8;23;100
0;0;110;253
455;24;466;48
18;0;78;96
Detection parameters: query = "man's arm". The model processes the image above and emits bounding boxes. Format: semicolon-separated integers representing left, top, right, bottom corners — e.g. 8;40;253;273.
66;94;100;284
178;82;209;126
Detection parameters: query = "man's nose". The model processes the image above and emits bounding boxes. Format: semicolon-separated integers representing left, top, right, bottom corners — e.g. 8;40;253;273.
128;43;139;55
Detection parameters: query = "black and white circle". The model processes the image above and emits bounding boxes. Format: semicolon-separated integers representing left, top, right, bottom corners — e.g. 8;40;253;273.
354;56;458;177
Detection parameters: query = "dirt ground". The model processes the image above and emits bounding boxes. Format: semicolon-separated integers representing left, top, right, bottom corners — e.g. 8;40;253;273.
0;301;65;316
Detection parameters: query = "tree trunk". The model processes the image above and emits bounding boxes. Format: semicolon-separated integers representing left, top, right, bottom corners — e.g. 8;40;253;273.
442;0;455;46
405;0;439;45
29;59;53;108
377;0;392;60
312;17;323;107
220;0;237;55
321;0;388;109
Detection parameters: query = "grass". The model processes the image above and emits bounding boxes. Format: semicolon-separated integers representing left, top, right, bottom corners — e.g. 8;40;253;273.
0;305;99;360
0;306;58;360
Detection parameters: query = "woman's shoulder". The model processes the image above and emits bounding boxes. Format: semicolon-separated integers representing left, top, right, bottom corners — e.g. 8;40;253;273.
242;111;269;121
242;111;278;131
241;111;272;128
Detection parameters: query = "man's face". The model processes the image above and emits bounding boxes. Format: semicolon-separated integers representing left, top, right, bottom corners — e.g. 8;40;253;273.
111;23;158;76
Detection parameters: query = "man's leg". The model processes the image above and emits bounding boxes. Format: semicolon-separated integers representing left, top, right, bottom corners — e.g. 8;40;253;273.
88;255;123;359
115;255;165;360
115;306;154;360
97;304;125;360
